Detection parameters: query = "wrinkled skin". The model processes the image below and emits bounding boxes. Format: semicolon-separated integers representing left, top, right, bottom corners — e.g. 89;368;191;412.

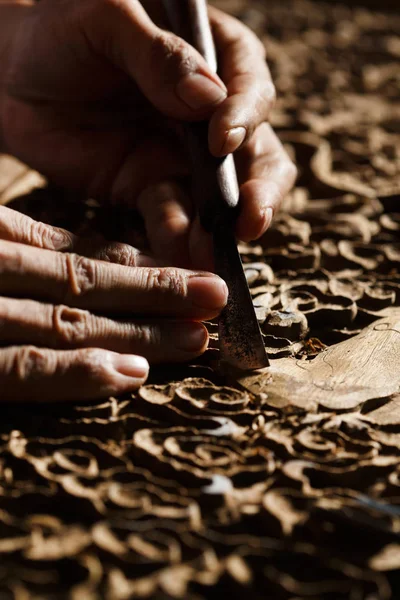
0;205;228;401
0;0;296;400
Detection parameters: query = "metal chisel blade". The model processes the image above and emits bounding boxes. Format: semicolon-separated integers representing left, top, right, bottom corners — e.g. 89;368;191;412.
184;123;269;370
213;219;269;370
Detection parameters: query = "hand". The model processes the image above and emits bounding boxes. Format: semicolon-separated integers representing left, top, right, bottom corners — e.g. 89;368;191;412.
0;206;228;402
1;0;296;269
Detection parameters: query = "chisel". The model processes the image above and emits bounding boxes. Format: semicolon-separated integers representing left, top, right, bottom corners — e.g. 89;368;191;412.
164;0;269;370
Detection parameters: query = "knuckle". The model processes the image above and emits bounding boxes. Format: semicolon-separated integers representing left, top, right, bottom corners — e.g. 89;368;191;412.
143;268;186;297
78;348;109;381
140;268;159;292
149;32;197;81
98;242;138;267
64;253;97;299
27;220;72;251
134;324;162;348
26;220;51;248
52;305;91;347
13;346;56;381
49;227;74;251
82;0;130;64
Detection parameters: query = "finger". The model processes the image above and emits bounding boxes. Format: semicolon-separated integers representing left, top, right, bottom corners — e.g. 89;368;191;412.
0;205;75;250
136;182;193;269
0;345;148;403
0;205;160;267
109;132;191;208
0;240;228;320
207;7;276;157
189;215;215;272
0;297;209;363
235;123;297;242
75;238;167;268
82;0;227;120
136;183;215;272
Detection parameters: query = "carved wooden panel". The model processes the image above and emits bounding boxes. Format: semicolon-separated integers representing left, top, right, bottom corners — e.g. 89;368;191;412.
0;0;399;597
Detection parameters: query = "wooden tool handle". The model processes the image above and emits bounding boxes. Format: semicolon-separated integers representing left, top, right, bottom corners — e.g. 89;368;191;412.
164;0;240;232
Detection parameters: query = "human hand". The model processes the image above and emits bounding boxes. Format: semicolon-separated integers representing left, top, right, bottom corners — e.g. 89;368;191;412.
0;206;227;402
1;0;296;269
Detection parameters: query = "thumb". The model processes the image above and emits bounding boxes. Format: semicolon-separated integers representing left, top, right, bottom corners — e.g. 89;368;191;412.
85;0;227;119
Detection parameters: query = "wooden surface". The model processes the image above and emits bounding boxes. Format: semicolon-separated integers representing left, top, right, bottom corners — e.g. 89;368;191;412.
0;0;399;597
238;308;400;411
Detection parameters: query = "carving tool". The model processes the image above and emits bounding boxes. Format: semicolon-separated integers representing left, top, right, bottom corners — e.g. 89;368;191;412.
164;0;269;370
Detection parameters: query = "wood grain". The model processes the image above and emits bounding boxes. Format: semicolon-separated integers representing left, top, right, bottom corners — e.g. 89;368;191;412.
237;308;400;411
0;1;399;596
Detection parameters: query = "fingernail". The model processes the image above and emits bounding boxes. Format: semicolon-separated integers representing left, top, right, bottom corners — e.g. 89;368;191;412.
187;275;228;310
110;354;149;379
175;323;208;352
176;73;227;111
263;207;274;232
222;127;247;155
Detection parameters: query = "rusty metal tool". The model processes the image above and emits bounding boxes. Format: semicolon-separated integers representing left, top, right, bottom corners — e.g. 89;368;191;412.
164;0;269;370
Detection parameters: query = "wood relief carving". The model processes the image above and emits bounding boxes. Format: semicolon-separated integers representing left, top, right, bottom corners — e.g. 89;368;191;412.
0;0;399;597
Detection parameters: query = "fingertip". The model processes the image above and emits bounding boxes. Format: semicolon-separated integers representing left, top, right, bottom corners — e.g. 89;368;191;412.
236;211;272;243
236;181;275;242
82;348;150;394
221;126;247;156
207;104;229;157
187;275;228;313
0;346;150;402
109;353;149;380
140;30;228;119
96;350;150;396
176;72;227;113
174;322;209;354
210;125;248;158
208;96;257;157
